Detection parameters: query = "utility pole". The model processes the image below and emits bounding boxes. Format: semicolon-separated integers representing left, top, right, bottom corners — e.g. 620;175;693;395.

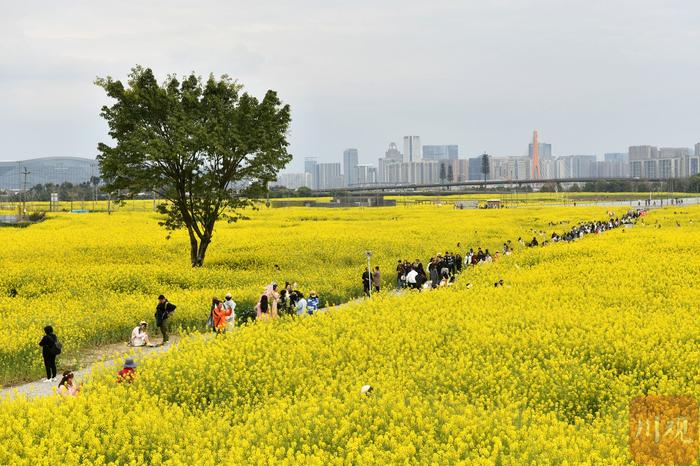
365;251;372;298
21;167;31;220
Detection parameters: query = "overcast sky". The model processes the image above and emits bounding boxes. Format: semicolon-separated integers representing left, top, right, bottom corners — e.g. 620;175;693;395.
1;0;699;170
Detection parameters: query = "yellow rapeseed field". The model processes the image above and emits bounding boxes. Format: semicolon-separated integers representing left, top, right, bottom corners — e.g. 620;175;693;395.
0;206;698;463
0;204;610;383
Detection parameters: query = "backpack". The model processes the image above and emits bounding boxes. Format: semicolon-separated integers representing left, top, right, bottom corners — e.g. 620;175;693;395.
53;335;62;355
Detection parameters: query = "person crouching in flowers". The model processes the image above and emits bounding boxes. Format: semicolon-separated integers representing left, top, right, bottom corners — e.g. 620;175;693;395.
117;358;137;383
57;370;80;396
129;321;153;347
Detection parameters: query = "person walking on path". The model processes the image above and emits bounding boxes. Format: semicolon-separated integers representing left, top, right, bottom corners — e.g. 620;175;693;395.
372;266;381;293
39;325;60;382
362;267;371;297
155;295;176;344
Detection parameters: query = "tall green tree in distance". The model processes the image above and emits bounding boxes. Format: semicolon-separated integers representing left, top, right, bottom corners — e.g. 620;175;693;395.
481;153;490;183
96;66;291;267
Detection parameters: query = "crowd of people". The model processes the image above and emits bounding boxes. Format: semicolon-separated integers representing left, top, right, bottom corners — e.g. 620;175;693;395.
40;209;646;396
383;209;644;293
254;282;320;320
531;209;644;245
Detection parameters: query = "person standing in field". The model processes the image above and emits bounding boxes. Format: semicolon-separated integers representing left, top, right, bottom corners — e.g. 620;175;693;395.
39;325;60;382
211;297;230;334
429;257;439;288
372;266;381;293
295;291;308;316
155;295;176;344
223;293;236;329
396;260;404;290
307;291;319;314
362;267;371;296
256;294;270;321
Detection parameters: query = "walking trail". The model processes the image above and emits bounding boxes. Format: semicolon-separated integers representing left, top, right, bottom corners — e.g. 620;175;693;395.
1;336;182;399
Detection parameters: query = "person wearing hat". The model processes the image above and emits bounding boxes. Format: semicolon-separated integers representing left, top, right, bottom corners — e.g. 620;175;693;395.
306;291;319;315
155;294;176;344
129;321;152;347
117;358;137;383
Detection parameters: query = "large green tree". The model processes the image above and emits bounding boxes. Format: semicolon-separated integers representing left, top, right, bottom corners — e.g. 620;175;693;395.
96;66;291;266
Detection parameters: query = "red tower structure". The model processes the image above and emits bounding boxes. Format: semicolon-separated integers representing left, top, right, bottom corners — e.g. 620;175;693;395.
532;130;541;180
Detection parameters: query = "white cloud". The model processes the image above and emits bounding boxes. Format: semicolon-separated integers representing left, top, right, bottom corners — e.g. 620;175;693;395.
0;0;699;167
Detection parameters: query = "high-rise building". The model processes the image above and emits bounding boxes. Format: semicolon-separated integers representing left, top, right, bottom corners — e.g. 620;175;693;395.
530;130;541;179
304;157;319;189
468;156;485;181
568;155;597;178
385;142;402;162
489;156;530;181
528;142;552;160
354;165;377;186
604;153;628;163
342;149;359;187
377;143;402;183
629;145;693;179
316;163;343;189
629;146;658;178
695;143;700;157
422;145;458;161
600;153;630;178
438;159;469;182
403;136;421;162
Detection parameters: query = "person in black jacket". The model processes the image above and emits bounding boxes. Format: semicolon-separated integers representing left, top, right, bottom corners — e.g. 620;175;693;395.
39;325;58;382
155;294;176;344
362;268;371;297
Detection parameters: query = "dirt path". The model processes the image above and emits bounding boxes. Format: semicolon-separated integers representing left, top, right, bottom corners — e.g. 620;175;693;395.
0;336;181;399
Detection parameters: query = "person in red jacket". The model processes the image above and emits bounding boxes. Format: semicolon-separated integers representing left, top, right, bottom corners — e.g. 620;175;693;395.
117;358;137;383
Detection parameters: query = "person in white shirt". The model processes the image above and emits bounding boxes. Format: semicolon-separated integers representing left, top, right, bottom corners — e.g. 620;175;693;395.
130;321;152;347
406;268;418;288
295;292;308;316
223;293;236;328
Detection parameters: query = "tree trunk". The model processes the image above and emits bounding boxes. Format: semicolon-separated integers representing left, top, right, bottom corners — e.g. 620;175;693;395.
188;228;200;267
195;238;211;267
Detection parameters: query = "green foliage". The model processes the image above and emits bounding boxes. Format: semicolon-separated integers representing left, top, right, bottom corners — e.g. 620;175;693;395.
96;66;292;266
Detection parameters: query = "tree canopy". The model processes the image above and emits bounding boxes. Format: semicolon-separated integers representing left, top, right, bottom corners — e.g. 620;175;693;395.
96;66;291;266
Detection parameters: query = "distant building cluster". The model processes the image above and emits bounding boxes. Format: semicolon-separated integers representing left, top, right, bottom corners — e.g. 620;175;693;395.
271;132;700;190
0;157;99;192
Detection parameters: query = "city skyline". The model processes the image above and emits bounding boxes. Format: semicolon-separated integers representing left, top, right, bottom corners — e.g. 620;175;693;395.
272;133;700;189
1;1;700;170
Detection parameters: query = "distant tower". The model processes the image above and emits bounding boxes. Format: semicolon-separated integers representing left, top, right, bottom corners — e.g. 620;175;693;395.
531;130;541;179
